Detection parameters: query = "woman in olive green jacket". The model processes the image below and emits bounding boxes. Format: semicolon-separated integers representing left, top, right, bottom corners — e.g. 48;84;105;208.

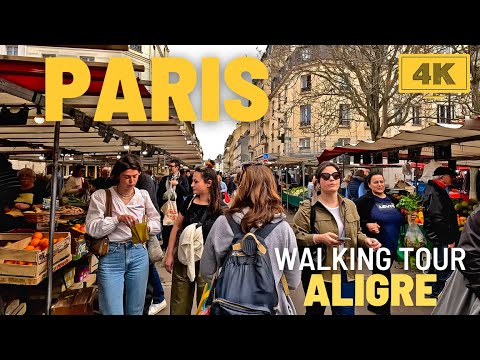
292;161;381;315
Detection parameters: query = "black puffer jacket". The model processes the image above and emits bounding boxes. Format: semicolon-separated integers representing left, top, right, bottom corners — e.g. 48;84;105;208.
457;208;480;299
421;181;460;245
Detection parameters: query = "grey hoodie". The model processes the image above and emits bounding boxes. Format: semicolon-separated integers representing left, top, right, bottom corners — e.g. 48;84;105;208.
200;209;301;315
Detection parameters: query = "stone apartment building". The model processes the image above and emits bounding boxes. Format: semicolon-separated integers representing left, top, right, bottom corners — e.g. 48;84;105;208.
223;45;465;174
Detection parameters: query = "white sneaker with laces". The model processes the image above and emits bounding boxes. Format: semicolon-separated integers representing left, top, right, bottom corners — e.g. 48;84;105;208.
148;299;167;315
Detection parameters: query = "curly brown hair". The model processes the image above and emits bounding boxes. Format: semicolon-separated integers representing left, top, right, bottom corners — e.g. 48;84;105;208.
226;165;283;233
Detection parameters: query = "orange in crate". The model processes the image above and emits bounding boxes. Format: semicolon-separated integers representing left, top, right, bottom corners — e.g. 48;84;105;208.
29;238;41;247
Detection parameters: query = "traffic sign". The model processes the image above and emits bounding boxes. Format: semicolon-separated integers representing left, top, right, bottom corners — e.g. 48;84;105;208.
263;153;269;160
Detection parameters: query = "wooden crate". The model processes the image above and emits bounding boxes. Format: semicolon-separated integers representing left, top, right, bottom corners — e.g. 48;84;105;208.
70;273;97;290
51;286;97;315
0;232;71;277
0;255;72;285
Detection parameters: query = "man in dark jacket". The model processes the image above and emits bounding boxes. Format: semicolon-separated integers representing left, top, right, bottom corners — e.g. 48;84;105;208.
157;159;189;251
422;166;460;298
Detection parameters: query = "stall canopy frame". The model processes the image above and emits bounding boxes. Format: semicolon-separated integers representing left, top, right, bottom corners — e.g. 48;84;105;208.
0;55;203;314
317;120;480;164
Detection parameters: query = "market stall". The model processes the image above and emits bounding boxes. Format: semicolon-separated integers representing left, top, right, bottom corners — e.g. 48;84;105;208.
316;121;480;269
266;156;316;211
0;55;203;314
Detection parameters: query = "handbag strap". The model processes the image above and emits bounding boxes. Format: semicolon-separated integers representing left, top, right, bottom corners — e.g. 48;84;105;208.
105;189;112;218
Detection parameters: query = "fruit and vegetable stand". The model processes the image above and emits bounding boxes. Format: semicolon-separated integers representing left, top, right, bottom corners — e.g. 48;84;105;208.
0;55;199;314
282;186;308;209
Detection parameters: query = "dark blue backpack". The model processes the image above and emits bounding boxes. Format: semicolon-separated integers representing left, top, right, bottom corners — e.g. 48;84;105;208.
209;215;282;315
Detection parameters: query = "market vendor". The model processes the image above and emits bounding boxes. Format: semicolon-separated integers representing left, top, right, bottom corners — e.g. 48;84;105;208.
14;168;47;212
355;172;404;316
0;168;46;231
61;165;89;200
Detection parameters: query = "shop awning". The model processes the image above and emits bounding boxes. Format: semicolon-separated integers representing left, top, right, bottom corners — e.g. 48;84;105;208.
0;55;203;164
317;120;480;164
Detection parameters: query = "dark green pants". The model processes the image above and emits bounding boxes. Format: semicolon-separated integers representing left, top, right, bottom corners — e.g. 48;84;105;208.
170;247;206;315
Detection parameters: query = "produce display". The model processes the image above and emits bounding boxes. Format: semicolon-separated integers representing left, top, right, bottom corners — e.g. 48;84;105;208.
2;232;66;265
71;223;86;234
283;186;308;196
453;198;479;232
63;194;88;207
58;205;84;216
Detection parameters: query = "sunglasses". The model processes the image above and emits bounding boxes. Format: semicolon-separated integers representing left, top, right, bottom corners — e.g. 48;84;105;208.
319;172;341;181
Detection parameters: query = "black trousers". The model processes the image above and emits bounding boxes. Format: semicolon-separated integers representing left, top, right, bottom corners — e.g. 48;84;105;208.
369;250;394;315
161;225;173;251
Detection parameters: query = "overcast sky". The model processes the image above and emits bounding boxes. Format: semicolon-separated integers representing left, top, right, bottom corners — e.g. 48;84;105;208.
167;45;267;161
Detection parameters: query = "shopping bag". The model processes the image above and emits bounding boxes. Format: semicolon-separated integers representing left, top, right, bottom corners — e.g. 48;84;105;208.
162;180;177;201
196;281;214;315
161;200;178;226
147;234;164;263
404;222;426;250
131;221;149;244
432;269;480;315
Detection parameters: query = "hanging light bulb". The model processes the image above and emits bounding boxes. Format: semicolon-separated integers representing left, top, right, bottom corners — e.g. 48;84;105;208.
34;106;45;124
116;154;121;159
38;154;45;160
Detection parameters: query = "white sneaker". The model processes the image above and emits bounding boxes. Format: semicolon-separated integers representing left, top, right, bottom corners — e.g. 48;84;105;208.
148;299;167;315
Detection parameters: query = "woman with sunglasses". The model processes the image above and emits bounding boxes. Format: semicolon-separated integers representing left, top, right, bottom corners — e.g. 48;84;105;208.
355;172;404;315
293;161;381;315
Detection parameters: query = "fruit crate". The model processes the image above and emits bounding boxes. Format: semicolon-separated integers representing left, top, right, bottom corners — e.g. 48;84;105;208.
0;255;72;286
0;232;71;278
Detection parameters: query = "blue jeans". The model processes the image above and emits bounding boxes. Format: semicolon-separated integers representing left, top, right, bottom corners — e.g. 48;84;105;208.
97;241;149;315
150;263;165;304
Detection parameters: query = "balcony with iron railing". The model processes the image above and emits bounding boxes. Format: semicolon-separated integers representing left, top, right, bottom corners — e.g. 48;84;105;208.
270;45;332;96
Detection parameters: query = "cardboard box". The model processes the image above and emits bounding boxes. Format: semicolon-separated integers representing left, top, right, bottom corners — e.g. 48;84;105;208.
51;286;97;315
88;254;99;273
71;235;88;261
70;273;96;290
0;233;71;277
52;267;76;295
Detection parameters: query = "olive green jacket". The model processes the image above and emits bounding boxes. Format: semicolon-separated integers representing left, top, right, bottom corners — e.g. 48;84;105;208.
292;195;368;282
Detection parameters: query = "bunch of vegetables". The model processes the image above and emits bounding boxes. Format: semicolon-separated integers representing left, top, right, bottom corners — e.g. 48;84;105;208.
284;186;308;196
396;193;422;212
